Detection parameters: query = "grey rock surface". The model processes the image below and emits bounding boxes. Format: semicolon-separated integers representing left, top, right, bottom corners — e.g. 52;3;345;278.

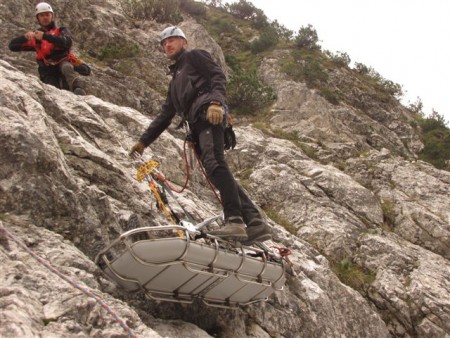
1;1;449;337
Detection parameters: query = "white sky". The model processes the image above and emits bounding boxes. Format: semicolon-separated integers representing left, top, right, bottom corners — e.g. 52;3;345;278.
227;0;450;124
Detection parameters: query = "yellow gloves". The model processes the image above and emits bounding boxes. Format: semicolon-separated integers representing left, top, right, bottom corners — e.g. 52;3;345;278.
206;104;224;125
129;142;145;157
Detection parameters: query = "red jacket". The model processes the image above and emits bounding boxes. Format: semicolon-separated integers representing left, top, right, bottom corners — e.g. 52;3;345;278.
9;22;73;65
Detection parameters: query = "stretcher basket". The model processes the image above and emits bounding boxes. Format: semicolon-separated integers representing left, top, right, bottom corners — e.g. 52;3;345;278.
95;226;286;308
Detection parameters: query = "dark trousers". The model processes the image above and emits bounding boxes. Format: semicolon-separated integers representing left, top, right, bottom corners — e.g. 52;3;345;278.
38;60;81;91
190;120;261;223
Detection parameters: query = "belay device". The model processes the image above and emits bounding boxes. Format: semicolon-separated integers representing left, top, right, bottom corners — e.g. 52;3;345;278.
95;159;289;308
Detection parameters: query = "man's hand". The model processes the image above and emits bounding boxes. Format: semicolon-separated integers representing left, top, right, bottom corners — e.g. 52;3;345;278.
24;31;35;40
129;142;145;158
206;104;224;125
34;31;44;41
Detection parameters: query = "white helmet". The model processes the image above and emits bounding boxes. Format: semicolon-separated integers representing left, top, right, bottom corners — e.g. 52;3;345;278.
35;2;53;15
159;26;186;45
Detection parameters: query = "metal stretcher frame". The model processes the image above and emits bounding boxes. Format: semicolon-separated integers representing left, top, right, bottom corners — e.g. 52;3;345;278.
95;226;286;308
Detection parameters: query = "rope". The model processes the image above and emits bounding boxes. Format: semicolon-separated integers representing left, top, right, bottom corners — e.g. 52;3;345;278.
271;246;292;257
155;139;191;194
156;139;223;205
0;221;138;338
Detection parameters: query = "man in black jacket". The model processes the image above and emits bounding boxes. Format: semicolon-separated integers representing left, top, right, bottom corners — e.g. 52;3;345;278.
8;2;86;95
130;26;271;244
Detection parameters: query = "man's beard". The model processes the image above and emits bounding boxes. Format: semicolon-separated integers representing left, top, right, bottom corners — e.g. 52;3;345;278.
42;21;55;30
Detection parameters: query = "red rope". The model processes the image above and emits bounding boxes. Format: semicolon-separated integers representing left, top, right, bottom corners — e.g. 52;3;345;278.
158;139;223;205
155;139;191;194
271;246;292;257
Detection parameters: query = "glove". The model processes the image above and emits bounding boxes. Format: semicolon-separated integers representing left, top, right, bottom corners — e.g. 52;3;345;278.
129;142;145;157
206;104;224;125
224;125;236;150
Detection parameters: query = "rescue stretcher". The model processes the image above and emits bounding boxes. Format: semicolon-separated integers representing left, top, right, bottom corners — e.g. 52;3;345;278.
95;223;286;308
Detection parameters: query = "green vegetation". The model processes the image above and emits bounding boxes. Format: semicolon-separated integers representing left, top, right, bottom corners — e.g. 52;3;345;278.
249;26;279;54
118;0;182;22
409;99;450;170
418;112;450;170
227;68;277;115
179;0;207;18
354;63;403;99
381;198;396;228
265;208;297;234
294;24;321;50
332;258;376;292
97;42;140;63
279;49;342;105
251;122;322;160
236;168;253;189
326;50;351;68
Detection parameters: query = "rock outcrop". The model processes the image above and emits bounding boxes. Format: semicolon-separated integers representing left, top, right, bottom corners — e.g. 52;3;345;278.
1;1;449;337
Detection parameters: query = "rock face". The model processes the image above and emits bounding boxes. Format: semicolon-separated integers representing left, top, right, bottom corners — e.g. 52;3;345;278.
1;1;449;338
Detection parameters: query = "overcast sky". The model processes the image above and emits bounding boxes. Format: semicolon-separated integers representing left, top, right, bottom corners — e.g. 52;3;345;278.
227;0;450;124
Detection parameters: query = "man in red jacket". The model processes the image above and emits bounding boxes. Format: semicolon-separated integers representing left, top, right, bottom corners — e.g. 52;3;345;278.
8;2;87;95
130;26;272;245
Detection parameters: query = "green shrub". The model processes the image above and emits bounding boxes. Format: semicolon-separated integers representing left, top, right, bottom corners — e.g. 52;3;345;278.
118;0;182;22
294;24;321;50
303;59;328;86
353;62;403;99
354;62;370;75
271;20;293;42
211;17;238;34
225;0;258;20
280;50;328;87
97;42;140;63
249;27;279;53
418;111;450;170
227;69;277;115
408;97;425;117
250;8;268;29
320;87;340;105
279;58;303;82
327;50;351;67
179;0;207;18
379;79;403;98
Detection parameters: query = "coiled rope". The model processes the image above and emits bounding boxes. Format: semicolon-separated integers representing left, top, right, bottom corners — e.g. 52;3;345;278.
0;221;138;338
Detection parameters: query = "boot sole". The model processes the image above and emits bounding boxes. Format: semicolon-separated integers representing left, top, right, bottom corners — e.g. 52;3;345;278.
210;232;248;239
208;229;248;239
241;233;272;246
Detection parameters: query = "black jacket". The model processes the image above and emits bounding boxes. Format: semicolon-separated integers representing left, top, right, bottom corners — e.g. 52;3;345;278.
140;49;226;146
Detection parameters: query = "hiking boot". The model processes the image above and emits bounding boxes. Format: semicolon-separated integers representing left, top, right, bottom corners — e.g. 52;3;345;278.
241;218;272;245
208;216;248;240
73;87;86;95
